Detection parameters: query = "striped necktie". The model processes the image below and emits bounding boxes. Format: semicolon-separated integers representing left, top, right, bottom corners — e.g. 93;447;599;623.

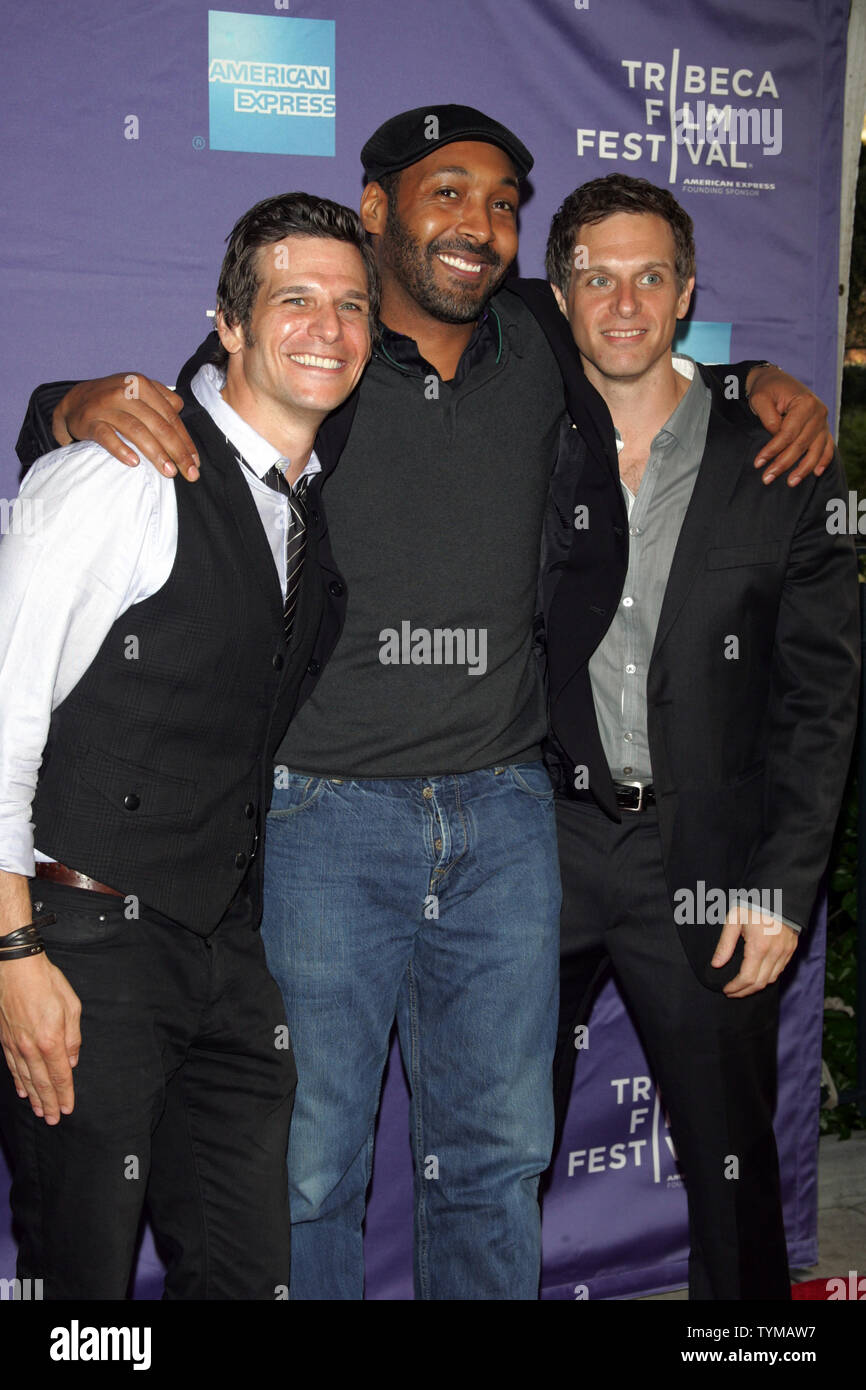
230;440;309;643
269;466;308;644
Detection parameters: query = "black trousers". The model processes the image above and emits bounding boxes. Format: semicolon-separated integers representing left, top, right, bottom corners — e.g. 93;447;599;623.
0;877;296;1300
553;796;791;1301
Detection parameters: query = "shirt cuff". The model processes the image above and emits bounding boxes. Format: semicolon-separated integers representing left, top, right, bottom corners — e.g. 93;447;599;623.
777;913;803;934
0;823;36;880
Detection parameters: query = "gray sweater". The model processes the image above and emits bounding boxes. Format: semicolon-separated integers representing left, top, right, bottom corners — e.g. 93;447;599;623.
276;289;566;777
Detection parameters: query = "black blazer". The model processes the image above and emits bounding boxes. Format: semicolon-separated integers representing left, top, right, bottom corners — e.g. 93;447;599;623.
516;279;860;989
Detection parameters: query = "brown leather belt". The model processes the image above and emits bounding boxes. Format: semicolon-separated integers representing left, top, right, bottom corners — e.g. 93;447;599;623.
34;861;123;896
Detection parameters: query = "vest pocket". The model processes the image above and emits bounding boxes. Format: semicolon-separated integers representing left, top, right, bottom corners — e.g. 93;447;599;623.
75;746;198;820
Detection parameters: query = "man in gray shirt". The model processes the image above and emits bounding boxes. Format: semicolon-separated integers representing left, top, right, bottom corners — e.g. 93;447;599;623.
542;173;859;1299
587;358;711;784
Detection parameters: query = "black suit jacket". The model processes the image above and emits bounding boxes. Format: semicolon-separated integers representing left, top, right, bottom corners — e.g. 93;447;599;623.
516;279;860;989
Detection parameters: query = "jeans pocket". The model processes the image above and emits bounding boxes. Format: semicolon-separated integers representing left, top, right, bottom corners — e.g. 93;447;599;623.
30;885;129;949
507;762;555;800
269;772;327;818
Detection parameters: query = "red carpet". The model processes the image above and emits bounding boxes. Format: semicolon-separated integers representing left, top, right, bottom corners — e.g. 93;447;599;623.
792;1273;865;1300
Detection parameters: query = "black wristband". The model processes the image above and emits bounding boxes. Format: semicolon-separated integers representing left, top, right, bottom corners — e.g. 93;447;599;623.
0;914;56;961
0;913;56;947
0;942;46;961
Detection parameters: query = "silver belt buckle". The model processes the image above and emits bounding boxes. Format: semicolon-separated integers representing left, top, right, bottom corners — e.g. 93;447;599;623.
617;780;645;812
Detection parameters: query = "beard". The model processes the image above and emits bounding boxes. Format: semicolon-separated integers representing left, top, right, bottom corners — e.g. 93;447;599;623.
380;208;508;324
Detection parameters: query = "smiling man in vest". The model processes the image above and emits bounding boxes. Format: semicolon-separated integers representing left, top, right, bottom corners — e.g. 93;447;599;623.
0;192;375;1299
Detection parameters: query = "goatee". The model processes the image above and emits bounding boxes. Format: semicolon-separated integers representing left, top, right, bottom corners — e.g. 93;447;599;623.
380;212;507;324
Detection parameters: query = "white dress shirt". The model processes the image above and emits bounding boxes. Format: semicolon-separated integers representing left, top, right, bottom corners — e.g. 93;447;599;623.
191;362;321;586
0;364;319;877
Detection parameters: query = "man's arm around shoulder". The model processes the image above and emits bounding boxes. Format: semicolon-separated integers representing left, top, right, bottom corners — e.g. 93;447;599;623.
14;333;220;480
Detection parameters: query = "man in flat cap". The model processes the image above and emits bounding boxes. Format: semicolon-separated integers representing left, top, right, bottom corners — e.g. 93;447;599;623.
16;105;832;1300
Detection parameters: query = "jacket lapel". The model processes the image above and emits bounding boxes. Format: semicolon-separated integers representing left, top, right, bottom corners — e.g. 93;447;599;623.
566;366;621;487
650;404;747;664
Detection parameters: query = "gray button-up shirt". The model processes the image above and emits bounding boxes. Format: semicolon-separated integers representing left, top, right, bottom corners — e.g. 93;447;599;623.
589;358;710;784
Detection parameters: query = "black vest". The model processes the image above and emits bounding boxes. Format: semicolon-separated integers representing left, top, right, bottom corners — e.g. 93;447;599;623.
32;400;322;933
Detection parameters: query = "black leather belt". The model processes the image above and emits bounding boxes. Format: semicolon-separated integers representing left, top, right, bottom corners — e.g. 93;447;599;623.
613;781;655;812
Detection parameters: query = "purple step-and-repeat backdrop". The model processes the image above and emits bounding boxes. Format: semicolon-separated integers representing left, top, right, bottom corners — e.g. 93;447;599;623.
0;0;847;1298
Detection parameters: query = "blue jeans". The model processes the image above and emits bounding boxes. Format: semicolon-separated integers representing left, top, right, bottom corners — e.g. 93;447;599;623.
261;762;560;1300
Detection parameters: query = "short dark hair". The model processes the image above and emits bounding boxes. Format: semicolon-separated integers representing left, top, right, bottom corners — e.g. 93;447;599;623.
545;173;696;296
214;191;380;366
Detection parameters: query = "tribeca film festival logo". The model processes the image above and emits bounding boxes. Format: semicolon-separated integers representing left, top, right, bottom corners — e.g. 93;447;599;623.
208;10;335;156
379;622;488;676
576;52;782;194
566;1073;682;1187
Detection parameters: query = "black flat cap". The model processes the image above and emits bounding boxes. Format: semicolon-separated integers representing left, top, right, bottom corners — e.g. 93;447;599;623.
361;104;533;183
